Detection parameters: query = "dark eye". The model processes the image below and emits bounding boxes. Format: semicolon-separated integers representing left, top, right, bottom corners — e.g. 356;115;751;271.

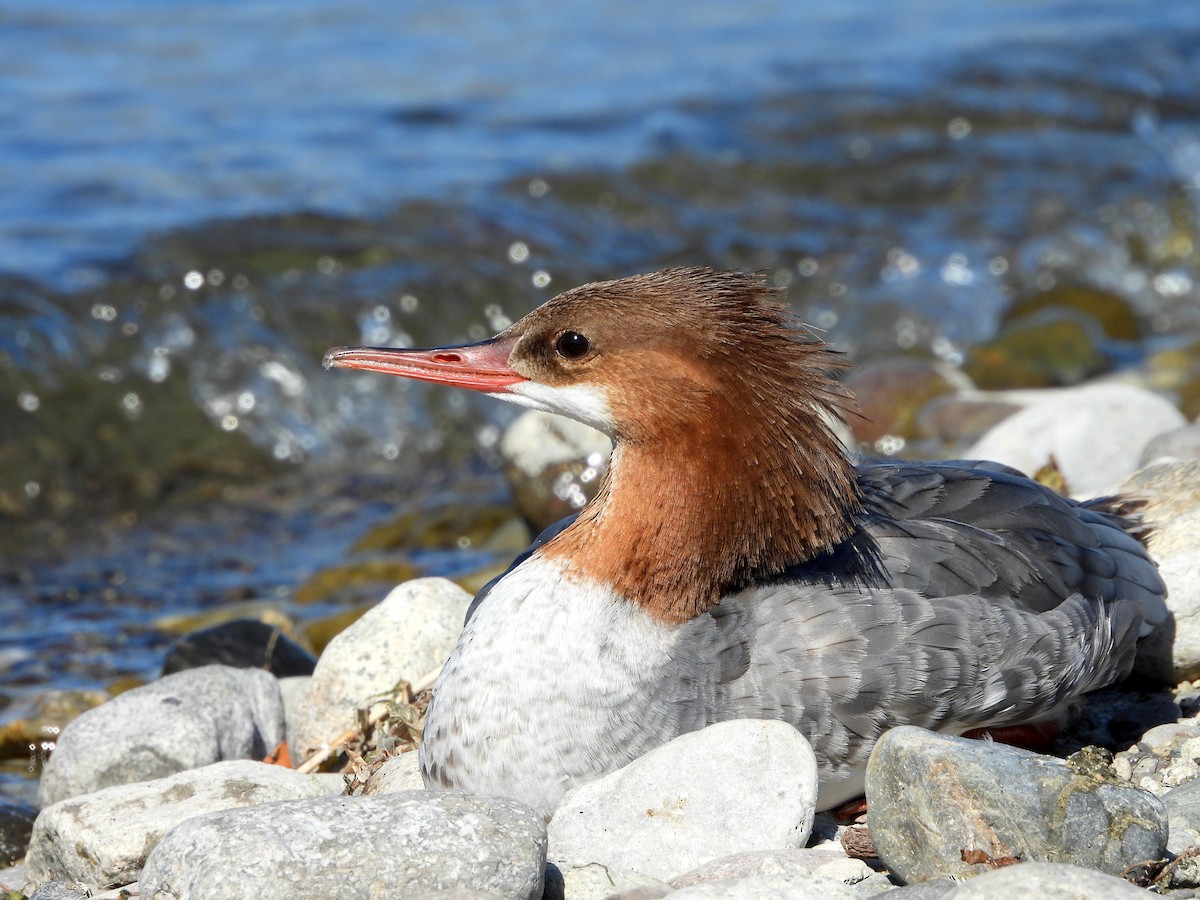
555;331;591;360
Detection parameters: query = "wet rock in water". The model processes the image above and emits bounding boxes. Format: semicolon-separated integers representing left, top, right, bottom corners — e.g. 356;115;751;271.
1001;284;1143;342
139;791;546;900
865;726;1167;884
288;577;469;761
547;720;818;881
292;558;420;605
0;800;36;867
161;619;317;678
24;760;333;891
843;357;970;444
361;749;425;795
37;665;285;807
964;310;1110;390
501;410;611;532
965;382;1185;496
1118;460;1200;682
941;860;1146;898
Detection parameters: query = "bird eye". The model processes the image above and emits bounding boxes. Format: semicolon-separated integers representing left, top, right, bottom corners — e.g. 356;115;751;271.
555;331;591;360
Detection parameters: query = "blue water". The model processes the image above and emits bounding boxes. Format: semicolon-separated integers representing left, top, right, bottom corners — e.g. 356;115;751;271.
4;0;1200;289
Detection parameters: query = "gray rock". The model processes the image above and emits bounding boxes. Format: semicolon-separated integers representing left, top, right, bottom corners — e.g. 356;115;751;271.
139;790;546;900
0;864;27;894
1140;421;1200;466
965;383;1184;497
1118;460;1200;681
362;749;426;795
1164;777;1200;854
880;883;956;900
25;760;331;890
29;882;91;900
548;720;818;881
38;666;285;807
866;726;1167;884
276;674;311;729
289;577;470;760
943;861;1146;898
666;872;860;899
543;862;670;900
670;848;852;887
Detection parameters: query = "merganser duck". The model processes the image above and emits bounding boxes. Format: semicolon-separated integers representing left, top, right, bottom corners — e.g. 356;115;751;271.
324;267;1167;817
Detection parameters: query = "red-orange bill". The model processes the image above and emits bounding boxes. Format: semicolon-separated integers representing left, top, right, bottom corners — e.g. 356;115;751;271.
322;336;525;393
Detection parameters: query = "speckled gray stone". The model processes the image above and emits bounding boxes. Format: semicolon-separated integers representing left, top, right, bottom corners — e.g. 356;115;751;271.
362;749;426;795
1165;777;1200;854
866;726;1167;884
943;861;1146;898
37;666;285;807
548;719;818;881
25;760;332;891
139;790;546;900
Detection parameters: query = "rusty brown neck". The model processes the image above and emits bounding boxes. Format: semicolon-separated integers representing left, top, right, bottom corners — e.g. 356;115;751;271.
540;387;862;624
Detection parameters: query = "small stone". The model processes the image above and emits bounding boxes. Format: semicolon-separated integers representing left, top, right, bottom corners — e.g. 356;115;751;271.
288;577;470;760
666;872;860;899
545;862;670;900
139;791;546;900
162;619;316;678
942;861;1146;898
670;848;847;887
25;760;331;890
866;726;1167;884
37;666;285;807
548;720;818;881
362;750;426;795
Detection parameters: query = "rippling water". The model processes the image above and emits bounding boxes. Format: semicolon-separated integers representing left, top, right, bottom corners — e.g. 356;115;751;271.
3;0;1200;799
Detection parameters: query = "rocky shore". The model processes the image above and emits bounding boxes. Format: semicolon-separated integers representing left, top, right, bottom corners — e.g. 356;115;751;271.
6;368;1200;899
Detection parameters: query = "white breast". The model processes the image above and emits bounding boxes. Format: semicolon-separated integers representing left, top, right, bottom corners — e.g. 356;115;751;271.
419;555;690;816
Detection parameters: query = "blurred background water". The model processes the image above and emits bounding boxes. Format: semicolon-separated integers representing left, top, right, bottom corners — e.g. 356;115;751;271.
3;0;1200;800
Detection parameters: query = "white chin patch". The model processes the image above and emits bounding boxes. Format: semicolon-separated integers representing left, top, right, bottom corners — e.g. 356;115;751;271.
490;382;614;434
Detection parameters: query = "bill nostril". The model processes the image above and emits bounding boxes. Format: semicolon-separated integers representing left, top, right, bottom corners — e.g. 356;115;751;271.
434;353;463;363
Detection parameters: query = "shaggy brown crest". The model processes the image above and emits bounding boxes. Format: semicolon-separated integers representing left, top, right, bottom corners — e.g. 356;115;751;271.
503;267;864;623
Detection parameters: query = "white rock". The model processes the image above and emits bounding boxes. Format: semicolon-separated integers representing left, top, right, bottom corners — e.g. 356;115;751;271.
25;760;331;890
362;751;426;795
548;719;818;881
289;577;470;759
966;383;1184;496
